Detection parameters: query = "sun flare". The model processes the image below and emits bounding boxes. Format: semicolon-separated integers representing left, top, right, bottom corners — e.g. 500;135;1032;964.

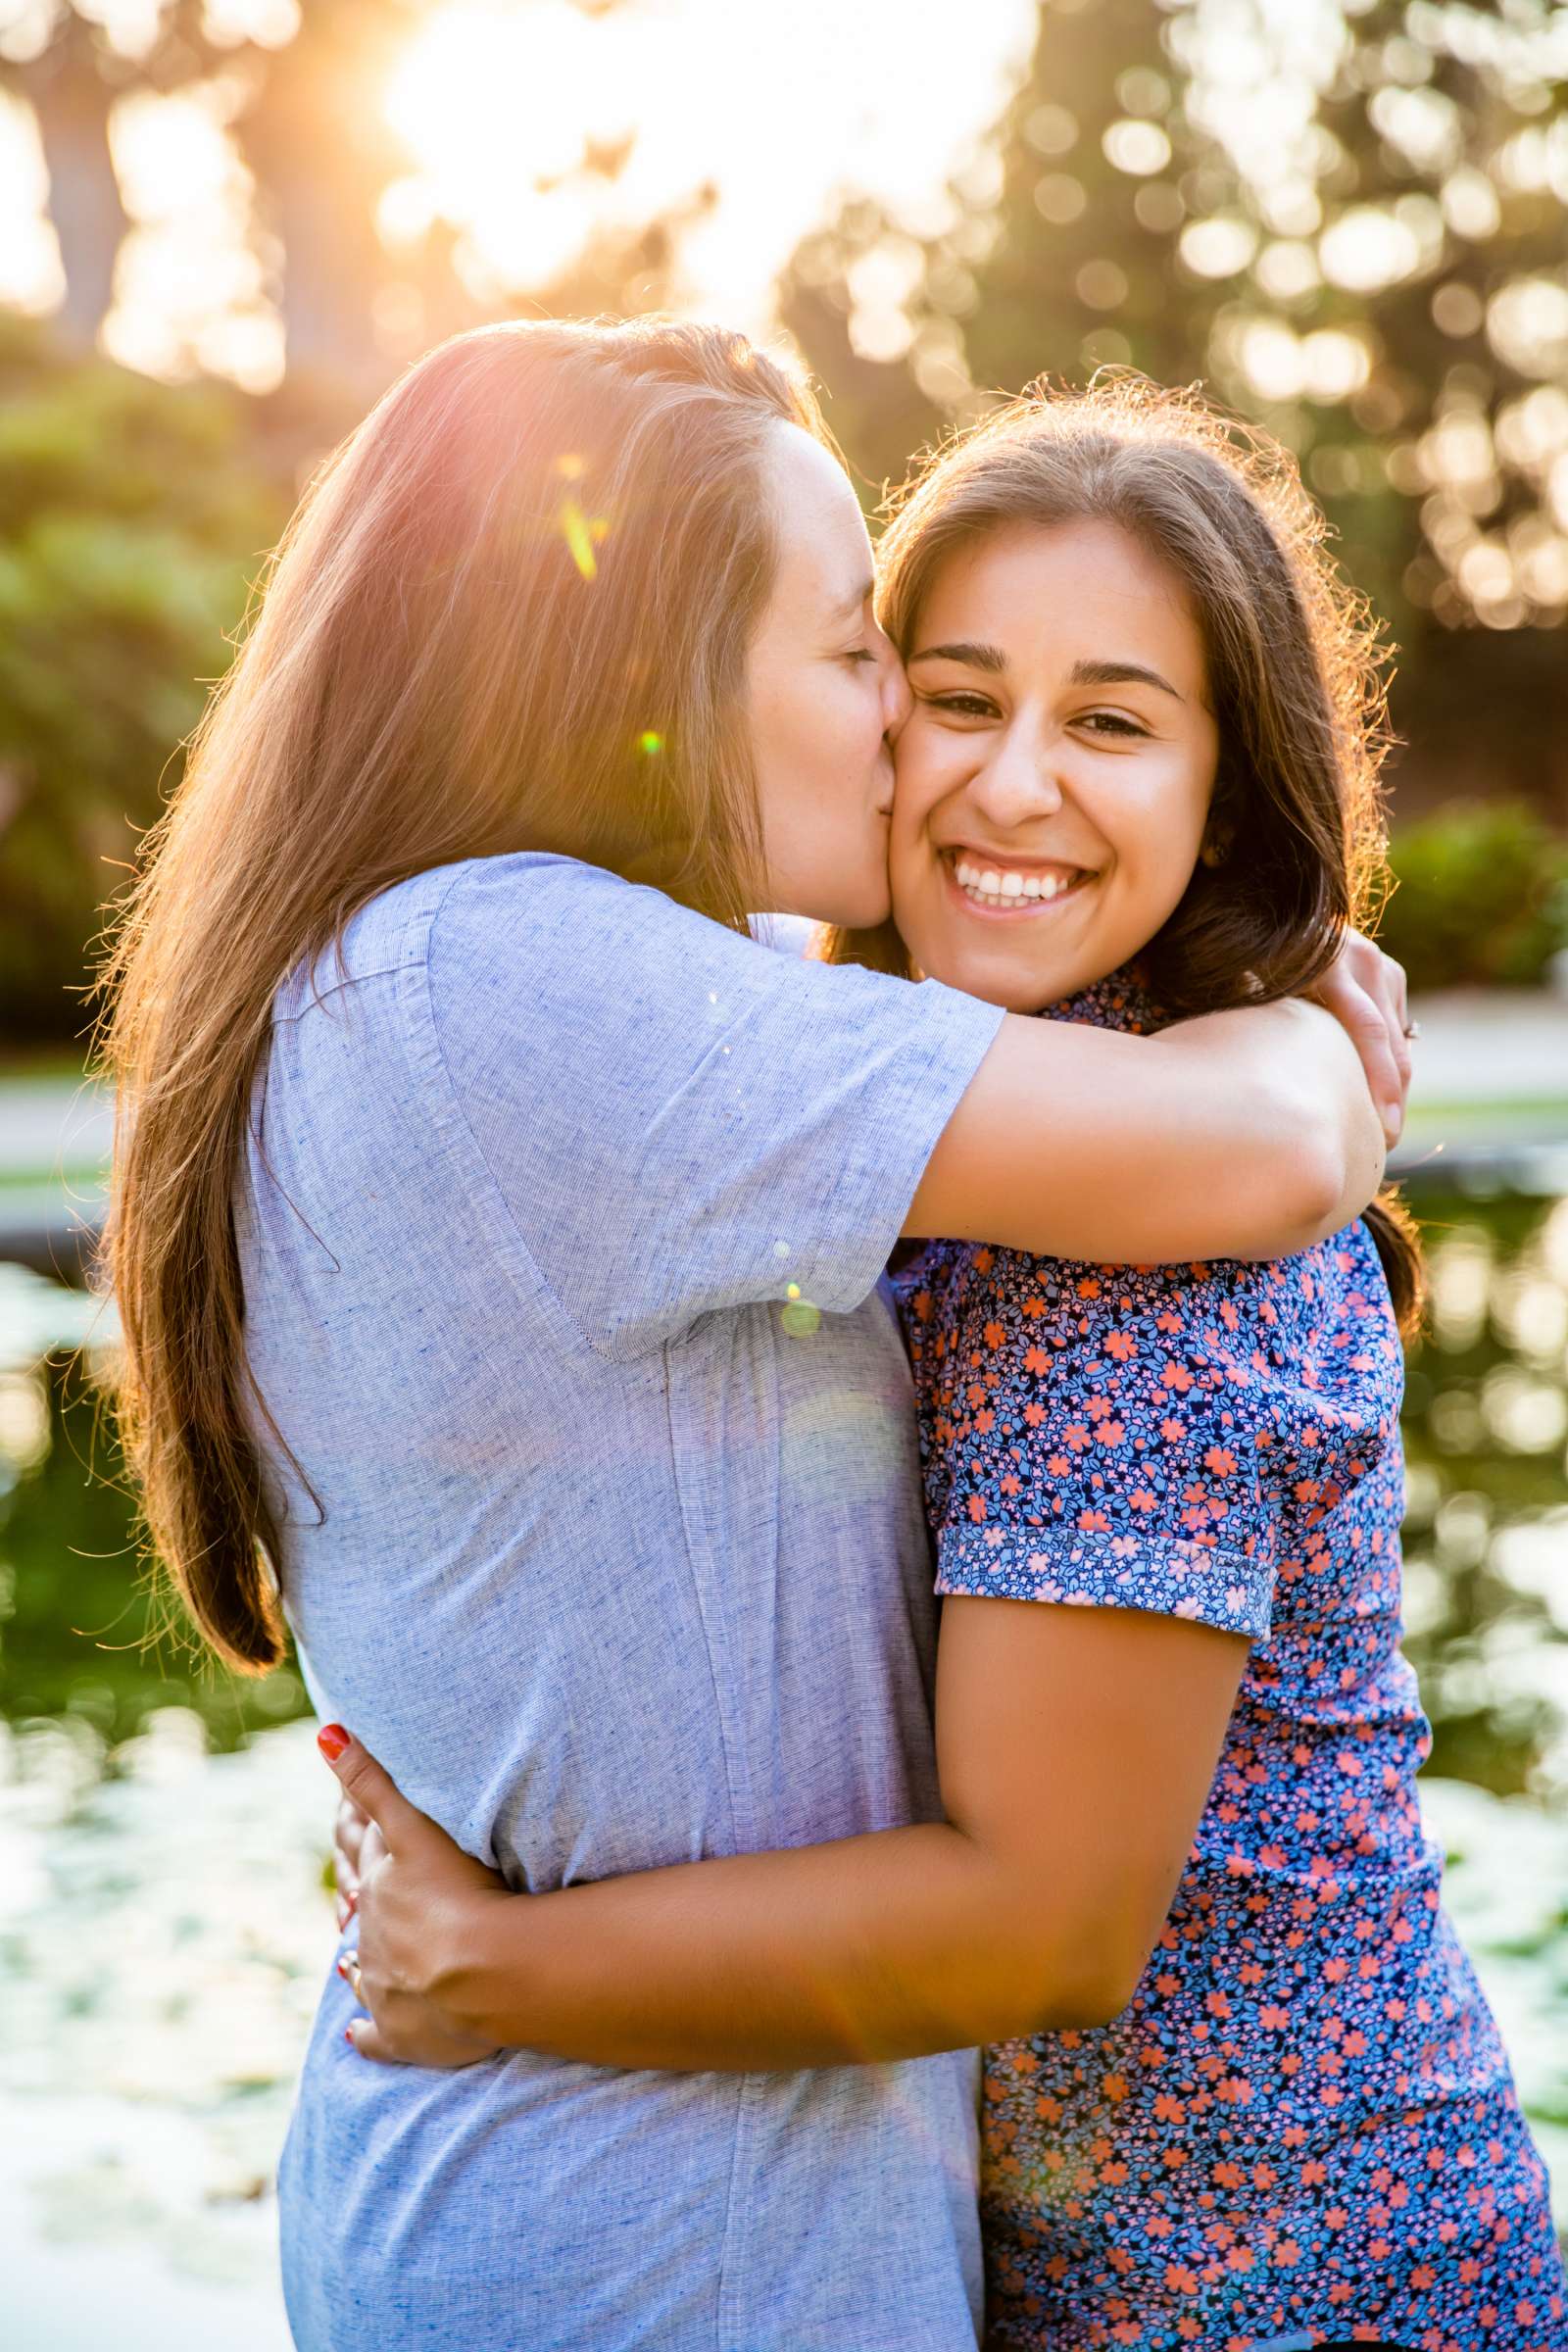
383;0;632;288
379;0;1034;322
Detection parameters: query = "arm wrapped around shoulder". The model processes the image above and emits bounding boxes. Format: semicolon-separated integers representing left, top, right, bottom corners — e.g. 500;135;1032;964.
908;994;1387;1268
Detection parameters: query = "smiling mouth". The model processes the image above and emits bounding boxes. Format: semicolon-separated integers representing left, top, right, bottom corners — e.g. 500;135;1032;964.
944;851;1096;913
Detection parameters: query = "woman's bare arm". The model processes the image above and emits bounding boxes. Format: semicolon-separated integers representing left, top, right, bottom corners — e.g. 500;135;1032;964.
908;993;1387;1265
908;930;1406;1266
326;1598;1248;2070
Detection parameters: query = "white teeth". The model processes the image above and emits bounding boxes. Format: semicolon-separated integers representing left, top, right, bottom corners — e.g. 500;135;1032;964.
951;856;1080;908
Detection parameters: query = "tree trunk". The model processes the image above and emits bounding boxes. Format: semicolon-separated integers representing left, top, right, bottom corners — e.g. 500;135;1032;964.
233;9;409;397
22;41;128;350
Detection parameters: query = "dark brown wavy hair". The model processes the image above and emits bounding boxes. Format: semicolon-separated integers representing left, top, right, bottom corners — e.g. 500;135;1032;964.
828;373;1423;1333
95;318;826;1673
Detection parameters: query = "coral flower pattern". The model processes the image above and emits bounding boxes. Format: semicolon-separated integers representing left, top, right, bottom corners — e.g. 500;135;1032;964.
893;971;1566;2352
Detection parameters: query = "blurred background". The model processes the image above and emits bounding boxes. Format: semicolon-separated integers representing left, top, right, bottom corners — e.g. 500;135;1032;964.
0;0;1565;2342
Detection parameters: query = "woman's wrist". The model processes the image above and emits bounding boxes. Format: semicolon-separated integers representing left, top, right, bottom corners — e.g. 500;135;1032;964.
434;1884;535;2045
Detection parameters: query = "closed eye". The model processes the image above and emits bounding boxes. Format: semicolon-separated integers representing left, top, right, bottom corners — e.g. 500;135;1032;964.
843;647;879;665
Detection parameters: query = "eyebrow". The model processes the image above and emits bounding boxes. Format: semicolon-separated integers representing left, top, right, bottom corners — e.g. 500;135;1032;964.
907;643;1185;701
907;639;1006;672
1070;657;1184;701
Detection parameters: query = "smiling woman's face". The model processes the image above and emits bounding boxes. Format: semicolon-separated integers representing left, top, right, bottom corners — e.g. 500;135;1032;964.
888;517;1221;1013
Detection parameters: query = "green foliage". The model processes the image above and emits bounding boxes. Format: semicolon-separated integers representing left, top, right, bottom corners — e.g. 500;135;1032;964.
1175;0;1568;683
0;1343;306;1748
1378;801;1568;991
782;0;1213;499
0;314;284;1042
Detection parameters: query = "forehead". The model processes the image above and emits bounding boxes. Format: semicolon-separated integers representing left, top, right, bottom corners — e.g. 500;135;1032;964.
918;517;1205;679
761;423;873;614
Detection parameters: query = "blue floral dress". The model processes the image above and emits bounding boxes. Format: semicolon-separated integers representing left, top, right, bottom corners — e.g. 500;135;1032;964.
892;970;1565;2352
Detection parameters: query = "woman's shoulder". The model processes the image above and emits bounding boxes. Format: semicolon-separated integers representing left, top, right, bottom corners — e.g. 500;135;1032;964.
423;852;675;964
270;861;466;1022
898;1231;1276;1325
901;1221;1397;1389
270;854;748;1030
425;855;836;1004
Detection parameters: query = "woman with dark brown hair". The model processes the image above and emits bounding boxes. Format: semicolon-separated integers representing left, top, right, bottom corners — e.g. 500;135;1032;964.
319;379;1559;2350
98;325;1406;2350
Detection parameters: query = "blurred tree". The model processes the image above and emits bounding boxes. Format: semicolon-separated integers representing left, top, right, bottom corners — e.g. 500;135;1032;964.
780;0;1215;498
0;311;283;1041
0;1;212;345
224;0;423;391
514;174;716;321
778;0;1568;812
0;0;638;395
0;0;423;386
1193;1;1568;630
1379;799;1568;990
1194;0;1568;810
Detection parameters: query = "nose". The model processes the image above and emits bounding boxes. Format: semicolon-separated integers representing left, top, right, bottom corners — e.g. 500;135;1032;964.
878;631;912;736
970;713;1065;827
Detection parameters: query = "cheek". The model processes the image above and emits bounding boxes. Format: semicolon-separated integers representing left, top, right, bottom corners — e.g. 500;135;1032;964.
1102;758;1211;888
887;810;922;906
808;675;882;793
892;727;957;837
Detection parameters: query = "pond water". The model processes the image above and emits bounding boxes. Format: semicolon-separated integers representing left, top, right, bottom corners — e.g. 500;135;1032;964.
2;1193;1566;2344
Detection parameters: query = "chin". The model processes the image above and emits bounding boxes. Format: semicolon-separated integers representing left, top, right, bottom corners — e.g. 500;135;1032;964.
829;886;895;934
916;936;1066;1013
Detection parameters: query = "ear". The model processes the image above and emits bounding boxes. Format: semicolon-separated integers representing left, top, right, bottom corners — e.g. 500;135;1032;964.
1200;823;1233;870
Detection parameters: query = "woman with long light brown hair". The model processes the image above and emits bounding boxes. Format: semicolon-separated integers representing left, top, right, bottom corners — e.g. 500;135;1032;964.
97;321;1409;2349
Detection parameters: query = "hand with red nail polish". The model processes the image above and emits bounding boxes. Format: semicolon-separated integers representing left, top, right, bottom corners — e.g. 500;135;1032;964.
318;1724;506;2069
329;1784;371;1940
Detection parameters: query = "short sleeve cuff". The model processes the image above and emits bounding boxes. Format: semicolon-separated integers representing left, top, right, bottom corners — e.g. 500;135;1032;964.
935;1523;1272;1642
805;979;1007;1317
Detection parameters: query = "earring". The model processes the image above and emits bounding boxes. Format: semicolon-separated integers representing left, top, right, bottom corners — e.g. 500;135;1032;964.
1200;838;1229;868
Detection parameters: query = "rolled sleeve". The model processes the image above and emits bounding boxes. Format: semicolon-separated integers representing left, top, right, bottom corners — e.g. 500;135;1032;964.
935;1523;1274;1641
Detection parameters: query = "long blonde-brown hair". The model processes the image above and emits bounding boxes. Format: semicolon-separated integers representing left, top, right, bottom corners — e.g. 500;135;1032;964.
95;318;824;1674
831;374;1423;1331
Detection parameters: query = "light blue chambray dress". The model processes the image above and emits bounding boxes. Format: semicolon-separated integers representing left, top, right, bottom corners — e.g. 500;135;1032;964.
234;855;1004;2352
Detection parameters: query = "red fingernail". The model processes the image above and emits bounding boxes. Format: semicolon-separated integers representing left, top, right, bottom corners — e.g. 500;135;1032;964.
318;1724;351;1763
336;1956;350;1981
344;2027;355;2043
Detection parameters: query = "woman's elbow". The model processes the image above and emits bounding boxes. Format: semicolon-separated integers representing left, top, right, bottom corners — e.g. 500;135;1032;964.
1263;1087;1385;1252
1045;1956;1145;2031
1280;1135;1360;1251
972;1921;1152;2041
